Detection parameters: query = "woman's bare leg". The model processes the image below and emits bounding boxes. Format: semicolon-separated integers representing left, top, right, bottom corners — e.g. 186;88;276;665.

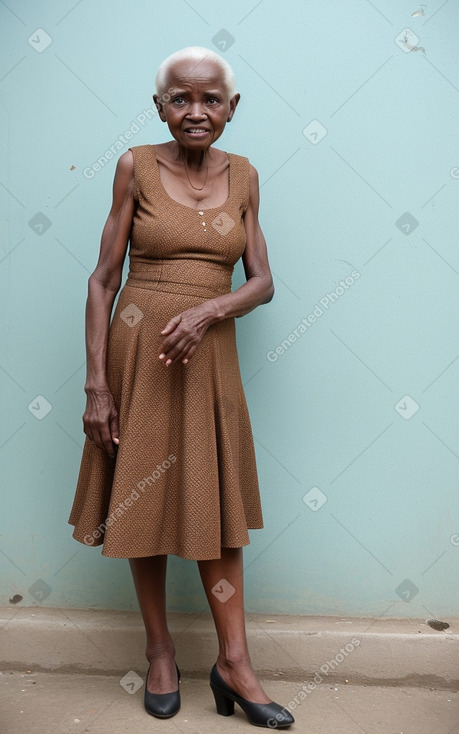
198;547;271;704
128;555;178;694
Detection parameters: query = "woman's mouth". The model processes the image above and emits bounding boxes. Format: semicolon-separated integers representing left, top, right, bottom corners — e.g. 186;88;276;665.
184;128;210;138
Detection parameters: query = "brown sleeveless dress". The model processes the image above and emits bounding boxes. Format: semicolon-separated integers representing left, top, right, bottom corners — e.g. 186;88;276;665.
68;144;264;560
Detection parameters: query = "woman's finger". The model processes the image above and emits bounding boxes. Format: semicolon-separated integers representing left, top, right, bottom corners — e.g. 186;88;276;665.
160;314;182;335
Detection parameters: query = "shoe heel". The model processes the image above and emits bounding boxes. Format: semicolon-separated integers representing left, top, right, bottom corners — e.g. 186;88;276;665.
210;684;235;716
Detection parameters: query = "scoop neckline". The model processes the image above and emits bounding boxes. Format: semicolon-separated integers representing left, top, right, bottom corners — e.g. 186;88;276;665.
151;144;232;212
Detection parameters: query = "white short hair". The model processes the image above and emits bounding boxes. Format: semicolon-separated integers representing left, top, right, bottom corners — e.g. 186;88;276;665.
155;46;236;99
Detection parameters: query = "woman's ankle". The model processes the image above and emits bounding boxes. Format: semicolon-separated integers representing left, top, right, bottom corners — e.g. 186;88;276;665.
217;650;251;671
146;639;176;663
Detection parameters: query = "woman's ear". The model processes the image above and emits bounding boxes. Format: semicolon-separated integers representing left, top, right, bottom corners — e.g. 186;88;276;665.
153;94;167;122
227;93;240;122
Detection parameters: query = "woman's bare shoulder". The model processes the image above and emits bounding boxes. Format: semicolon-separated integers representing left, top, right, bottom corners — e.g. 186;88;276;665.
117;148;134;172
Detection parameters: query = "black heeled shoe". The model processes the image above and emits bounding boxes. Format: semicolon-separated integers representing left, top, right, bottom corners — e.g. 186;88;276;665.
144;661;181;718
210;663;294;729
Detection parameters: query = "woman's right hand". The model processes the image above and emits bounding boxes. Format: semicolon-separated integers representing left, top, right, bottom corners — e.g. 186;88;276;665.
83;387;120;459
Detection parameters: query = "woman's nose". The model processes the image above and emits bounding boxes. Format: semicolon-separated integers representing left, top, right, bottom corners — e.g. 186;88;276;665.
188;103;206;118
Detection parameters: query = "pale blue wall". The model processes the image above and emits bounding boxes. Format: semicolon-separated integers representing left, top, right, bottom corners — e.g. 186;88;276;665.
1;0;459;619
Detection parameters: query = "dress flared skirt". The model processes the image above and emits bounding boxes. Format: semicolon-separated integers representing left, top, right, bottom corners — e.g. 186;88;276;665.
68;260;263;560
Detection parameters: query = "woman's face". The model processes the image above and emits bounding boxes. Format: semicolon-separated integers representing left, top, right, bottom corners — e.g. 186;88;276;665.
153;58;240;151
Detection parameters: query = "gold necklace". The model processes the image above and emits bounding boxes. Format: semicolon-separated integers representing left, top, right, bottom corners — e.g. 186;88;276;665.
182;153;209;191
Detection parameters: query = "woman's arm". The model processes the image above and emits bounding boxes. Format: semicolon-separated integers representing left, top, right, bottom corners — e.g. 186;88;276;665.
158;164;274;365
208;163;275;320
82;150;134;457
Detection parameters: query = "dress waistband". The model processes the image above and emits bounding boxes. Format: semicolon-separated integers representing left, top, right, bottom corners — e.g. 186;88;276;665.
126;258;233;298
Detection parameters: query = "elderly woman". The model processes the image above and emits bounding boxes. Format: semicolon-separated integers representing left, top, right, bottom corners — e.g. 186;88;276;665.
68;46;294;728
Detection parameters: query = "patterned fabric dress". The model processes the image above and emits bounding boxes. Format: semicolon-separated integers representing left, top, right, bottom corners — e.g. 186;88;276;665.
68;144;263;560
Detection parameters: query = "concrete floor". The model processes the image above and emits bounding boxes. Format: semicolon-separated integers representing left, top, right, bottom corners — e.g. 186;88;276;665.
2;609;459;732
1;669;458;734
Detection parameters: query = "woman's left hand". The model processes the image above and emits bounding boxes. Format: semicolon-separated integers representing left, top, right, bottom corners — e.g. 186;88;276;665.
158;302;219;366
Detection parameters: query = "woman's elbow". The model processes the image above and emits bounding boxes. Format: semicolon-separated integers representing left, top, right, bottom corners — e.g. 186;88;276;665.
88;268;121;295
263;276;274;304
